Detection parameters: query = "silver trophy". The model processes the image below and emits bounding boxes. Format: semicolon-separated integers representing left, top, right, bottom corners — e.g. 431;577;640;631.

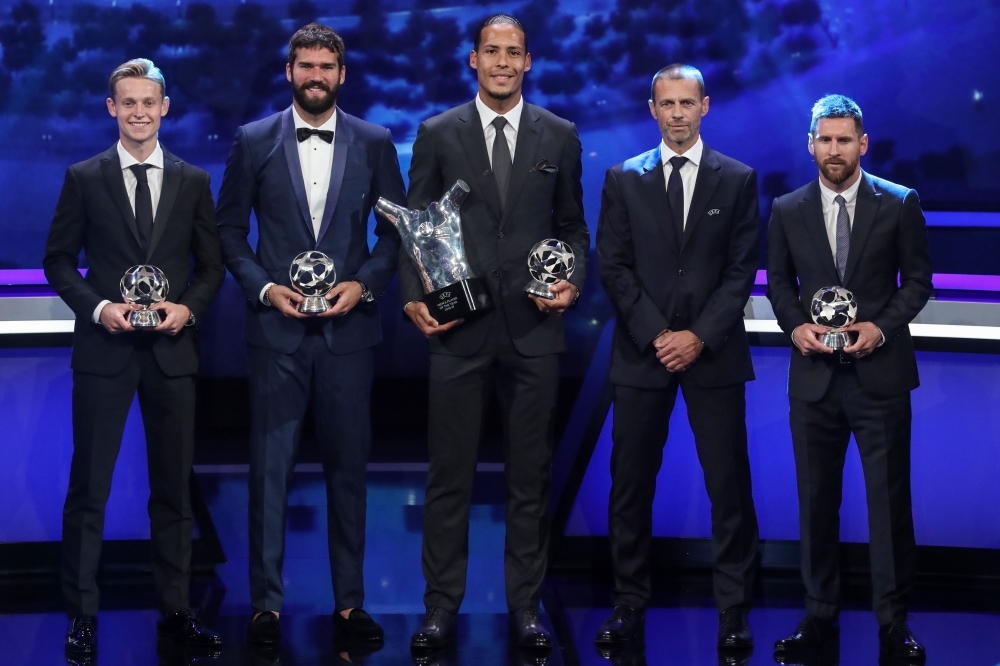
289;251;337;314
120;265;169;328
375;180;493;323
811;286;858;349
526;239;576;300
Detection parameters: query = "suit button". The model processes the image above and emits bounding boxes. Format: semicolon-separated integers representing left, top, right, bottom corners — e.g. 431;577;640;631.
677;269;685;276
492;270;500;277
498;232;504;239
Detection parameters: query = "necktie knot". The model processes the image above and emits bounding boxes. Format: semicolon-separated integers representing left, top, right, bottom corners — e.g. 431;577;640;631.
128;163;151;182
669;156;688;171
491;116;508;131
834;194;847;207
296;127;334;143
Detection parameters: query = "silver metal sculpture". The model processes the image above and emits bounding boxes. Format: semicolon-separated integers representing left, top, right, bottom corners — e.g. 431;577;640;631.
811;285;858;349
120;265;169;328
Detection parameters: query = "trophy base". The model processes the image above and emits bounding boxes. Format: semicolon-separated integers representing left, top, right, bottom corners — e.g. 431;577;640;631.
129;309;161;328
425;278;494;324
525;280;558;300
822;329;850;350
298;296;329;315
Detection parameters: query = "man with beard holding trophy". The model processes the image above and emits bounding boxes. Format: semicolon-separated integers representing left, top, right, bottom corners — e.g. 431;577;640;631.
400;14;589;652
766;95;932;663
216;23;405;647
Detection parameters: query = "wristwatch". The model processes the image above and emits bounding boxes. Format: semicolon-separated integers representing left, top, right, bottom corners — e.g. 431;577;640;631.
354;280;374;303
262;284;274;306
186;312;196;327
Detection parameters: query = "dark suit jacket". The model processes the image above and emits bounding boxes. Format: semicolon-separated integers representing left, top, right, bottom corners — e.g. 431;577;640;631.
43;145;224;378
766;171;933;402
400;100;589;358
216;107;406;355
597;144;759;389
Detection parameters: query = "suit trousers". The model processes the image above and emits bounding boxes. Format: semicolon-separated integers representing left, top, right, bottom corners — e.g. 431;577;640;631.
609;378;759;611
422;312;559;613
790;362;915;625
247;330;374;612
62;342;195;617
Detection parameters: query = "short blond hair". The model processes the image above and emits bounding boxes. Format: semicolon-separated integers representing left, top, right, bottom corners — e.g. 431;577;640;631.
108;58;166;98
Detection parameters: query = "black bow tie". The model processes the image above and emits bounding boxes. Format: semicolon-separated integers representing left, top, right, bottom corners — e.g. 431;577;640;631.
296;127;334;143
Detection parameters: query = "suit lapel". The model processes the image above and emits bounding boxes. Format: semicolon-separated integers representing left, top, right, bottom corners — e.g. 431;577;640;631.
798;180;840;285
842;171;880;286
457;101;502;225
501;104;542;229
280;107;318;242
638;146;679;252
680;146;722;253
315;108;349;245
147;149;181;260
100;147;143;251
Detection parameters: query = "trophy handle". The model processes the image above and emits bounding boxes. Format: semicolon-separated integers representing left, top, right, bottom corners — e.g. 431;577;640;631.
374;198;407;228
441;180;470;209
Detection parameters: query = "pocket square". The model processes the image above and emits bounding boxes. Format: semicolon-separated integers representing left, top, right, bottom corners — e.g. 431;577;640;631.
707;209;721;216
531;159;558;174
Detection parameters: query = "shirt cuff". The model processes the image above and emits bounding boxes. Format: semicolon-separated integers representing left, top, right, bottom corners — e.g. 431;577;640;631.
92;300;111;324
260;282;276;305
876;325;885;347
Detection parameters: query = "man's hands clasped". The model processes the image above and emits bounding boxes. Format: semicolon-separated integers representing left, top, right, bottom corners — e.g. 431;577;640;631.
791;321;881;358
654;329;704;372
99;301;192;336
268;281;365;319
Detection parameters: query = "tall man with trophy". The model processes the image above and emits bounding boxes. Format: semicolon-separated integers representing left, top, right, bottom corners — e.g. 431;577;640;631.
216;23;406;647
766;95;932;662
397;14;589;652
43;59;225;656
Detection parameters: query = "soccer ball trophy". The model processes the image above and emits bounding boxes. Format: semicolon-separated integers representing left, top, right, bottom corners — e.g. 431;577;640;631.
810;286;858;349
289;251;336;314
120;265;169;328
525;239;576;300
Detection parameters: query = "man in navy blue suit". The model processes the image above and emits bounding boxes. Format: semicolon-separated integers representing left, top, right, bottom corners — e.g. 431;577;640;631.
216;23;405;647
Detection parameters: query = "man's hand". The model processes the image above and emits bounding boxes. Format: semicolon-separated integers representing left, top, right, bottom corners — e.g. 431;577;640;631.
528;281;578;316
98;303;135;334
151;301;192;336
655;329;704;372
791;323;834;356
267;285;307;319
842;321;882;358
320;281;363;317
404;301;462;338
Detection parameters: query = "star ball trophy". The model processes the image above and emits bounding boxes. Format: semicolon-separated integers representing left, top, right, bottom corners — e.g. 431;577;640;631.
120;265;169;327
289;251;337;314
810;286;858;349
525;239;576;300
375;180;493;323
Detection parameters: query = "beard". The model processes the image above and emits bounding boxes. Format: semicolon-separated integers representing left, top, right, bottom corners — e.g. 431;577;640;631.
484;86;515;102
292;79;339;115
818;156;860;186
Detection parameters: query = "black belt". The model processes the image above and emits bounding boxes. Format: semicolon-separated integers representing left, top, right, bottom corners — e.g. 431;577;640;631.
835;352;854;368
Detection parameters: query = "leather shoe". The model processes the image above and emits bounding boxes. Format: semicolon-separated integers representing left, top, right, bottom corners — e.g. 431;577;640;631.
878;620;926;662
65;615;97;655
411;607;456;649
248;611;281;646
333;608;384;644
717;604;753;649
595;605;645;644
157;609;222;648
510;606;551;650
773;615;839;654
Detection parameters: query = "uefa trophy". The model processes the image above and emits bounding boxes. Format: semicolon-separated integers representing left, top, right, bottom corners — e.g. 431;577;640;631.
289;251;337;314
811;286;858;349
525;239;576;300
375;180;493;323
120;265;169;328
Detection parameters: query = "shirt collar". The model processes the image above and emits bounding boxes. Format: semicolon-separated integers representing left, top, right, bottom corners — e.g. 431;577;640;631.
660;136;703;168
476;94;524;133
118;141;164;170
818;171;863;206
292;105;338;133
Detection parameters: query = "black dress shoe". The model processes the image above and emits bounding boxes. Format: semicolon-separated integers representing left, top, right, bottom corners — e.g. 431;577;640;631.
773;615;839;654
718;605;753;649
595;605;645;644
65;615;97;655
411;607;456;649
248;611;282;646
333;608;385;644
878;620;926;662
157;609;222;648
510;606;552;650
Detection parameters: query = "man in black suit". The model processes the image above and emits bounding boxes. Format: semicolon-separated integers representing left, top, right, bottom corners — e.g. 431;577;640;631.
595;64;761;651
400;14;589;651
767;95;931;662
216;23;405;647
43;59;224;657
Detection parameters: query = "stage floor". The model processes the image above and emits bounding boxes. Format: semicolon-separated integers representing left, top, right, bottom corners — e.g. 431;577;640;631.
4;469;1000;665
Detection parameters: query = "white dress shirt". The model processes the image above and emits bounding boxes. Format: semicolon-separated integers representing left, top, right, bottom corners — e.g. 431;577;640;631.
818;175;861;263
660;137;703;230
477;94;522;166
93;141;165;323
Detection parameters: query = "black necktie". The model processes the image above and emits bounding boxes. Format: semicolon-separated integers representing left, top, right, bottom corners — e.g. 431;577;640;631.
129;164;153;251
668;156;688;240
296;127;334;143
491;116;512;209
